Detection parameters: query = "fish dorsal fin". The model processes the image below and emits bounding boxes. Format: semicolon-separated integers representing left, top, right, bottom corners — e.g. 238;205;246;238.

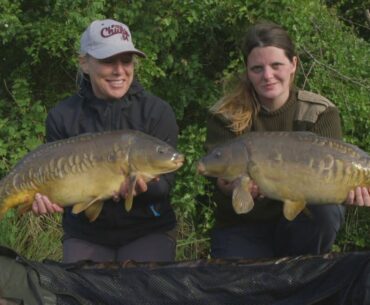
84;201;104;222
72;196;103;215
283;199;306;221
125;174;138;212
232;176;254;214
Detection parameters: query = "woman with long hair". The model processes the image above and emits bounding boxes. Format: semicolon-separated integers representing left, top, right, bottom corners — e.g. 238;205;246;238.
206;22;369;259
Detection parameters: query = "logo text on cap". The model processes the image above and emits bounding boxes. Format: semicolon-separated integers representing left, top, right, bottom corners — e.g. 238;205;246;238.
100;25;130;41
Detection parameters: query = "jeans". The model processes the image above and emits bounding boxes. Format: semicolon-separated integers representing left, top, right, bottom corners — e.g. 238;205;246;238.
62;229;177;263
211;205;346;259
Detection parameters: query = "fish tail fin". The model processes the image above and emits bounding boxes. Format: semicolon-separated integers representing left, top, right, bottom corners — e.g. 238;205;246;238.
0;191;33;221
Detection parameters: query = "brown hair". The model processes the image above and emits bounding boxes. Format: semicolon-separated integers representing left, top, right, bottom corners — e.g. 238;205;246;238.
210;22;297;134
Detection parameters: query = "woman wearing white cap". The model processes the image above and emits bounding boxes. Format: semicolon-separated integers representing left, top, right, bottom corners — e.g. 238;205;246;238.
31;19;179;263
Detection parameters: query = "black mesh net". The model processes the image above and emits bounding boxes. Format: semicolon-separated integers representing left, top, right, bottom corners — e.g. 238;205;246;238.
1;246;369;305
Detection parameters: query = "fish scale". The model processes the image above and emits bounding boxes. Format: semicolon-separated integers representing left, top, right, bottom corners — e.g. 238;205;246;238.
0;130;184;222
197;131;370;221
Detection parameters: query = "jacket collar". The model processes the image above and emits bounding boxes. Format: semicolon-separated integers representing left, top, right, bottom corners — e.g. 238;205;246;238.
79;76;144;110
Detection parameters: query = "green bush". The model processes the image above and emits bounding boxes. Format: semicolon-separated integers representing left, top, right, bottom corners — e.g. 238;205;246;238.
172;124;214;260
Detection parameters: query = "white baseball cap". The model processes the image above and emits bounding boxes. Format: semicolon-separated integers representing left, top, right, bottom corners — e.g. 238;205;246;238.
80;19;146;59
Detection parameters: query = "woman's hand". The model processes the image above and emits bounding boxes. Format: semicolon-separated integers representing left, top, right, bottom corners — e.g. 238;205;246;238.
32;193;64;215
346;186;370;207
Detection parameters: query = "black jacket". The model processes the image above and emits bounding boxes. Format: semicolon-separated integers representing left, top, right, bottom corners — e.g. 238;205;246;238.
46;78;179;247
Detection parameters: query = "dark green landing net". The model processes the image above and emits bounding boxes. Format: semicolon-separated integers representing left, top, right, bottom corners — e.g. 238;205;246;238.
0;246;369;305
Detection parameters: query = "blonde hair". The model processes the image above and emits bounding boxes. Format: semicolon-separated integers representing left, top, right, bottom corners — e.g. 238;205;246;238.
210;22;297;135
210;75;259;134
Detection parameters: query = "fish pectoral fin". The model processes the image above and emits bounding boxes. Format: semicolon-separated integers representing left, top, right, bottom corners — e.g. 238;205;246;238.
72;196;103;215
84;201;104;222
125;175;138;212
283;199;306;221
232;176;254;214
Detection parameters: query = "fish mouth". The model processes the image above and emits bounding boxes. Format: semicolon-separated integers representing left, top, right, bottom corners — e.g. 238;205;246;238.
172;153;185;167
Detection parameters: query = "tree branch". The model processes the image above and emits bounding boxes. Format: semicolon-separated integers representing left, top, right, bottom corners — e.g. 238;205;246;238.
301;47;370;90
365;9;370;25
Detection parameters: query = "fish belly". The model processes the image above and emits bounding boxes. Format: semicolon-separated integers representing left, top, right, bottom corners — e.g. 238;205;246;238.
43;167;125;207
250;158;364;205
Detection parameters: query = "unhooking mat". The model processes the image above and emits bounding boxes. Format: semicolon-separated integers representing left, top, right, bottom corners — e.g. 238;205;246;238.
0;245;369;305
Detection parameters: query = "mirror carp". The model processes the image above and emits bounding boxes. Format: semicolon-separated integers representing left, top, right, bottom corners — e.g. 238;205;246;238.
0;130;184;222
197;131;370;220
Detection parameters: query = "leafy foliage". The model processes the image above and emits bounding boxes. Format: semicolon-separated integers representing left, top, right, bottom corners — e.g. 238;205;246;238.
0;0;369;260
0;79;46;173
172;125;214;260
325;0;370;40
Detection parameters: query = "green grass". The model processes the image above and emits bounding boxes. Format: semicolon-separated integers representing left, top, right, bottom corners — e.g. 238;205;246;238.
0;210;63;261
1;206;369;262
335;207;370;253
